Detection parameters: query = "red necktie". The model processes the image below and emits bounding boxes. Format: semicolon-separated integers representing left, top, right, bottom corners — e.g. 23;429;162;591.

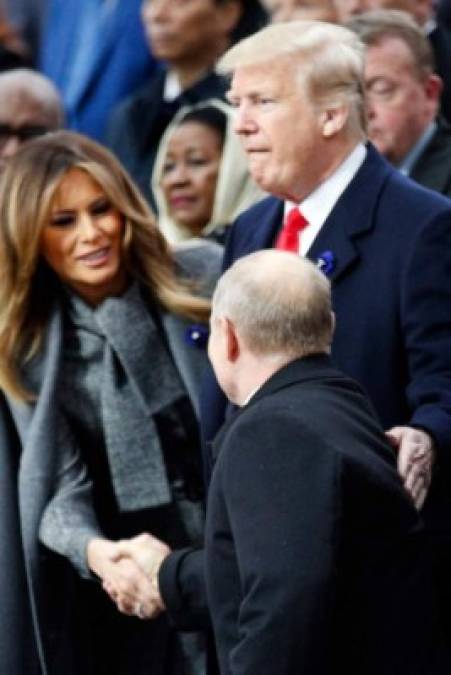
275;207;309;253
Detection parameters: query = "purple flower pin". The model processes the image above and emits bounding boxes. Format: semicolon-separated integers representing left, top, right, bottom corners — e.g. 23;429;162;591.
185;324;209;349
316;250;336;277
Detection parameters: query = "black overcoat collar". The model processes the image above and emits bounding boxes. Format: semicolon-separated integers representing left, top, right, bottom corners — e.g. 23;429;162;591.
211;354;344;461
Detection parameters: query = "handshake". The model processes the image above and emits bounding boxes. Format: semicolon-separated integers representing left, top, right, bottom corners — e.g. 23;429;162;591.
87;533;171;620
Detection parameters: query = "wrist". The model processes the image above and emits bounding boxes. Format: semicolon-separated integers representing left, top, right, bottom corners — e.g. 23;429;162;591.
86;537;113;578
149;549;170;608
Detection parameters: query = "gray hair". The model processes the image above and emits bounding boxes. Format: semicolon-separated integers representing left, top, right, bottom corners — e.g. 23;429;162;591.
346;9;435;78
218;20;367;137
212;250;333;358
0;68;64;127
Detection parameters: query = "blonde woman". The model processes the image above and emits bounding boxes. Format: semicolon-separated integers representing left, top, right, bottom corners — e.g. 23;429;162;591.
0;131;221;675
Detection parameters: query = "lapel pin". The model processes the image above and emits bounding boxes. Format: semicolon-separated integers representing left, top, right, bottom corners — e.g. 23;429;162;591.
316;250;336;277
185;324;209;349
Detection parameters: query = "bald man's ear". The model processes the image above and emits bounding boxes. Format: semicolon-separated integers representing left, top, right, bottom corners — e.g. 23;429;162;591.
225;317;241;363
319;104;349;138
330;311;336;338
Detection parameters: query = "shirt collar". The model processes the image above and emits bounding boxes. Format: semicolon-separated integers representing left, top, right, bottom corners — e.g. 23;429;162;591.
285;142;366;233
163;71;182;101
163;68;211;101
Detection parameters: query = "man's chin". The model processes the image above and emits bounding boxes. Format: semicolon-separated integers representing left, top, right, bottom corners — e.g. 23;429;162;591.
249;169;275;194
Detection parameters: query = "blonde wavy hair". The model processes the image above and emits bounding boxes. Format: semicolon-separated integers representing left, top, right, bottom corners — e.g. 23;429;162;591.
0;131;211;400
218;20;367;140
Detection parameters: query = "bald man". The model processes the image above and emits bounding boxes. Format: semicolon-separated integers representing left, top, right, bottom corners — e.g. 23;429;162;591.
205;250;448;675
107;250;450;674
0;68;63;172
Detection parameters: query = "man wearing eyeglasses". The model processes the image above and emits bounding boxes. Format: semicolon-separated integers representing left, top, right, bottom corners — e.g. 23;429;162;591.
0;67;63;172
348;9;451;197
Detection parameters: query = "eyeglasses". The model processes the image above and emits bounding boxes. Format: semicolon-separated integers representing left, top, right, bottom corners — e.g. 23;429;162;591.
0;124;50;149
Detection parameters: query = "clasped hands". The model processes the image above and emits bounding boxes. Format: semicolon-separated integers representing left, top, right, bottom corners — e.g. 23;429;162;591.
87;533;171;620
386;425;435;510
87;426;433;621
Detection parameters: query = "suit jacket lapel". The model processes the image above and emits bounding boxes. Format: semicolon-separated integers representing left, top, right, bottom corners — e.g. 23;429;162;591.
248;197;284;252
308;144;391;282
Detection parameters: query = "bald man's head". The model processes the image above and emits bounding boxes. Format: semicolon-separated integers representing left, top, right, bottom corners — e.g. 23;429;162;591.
212;250;334;359
0;68;64;171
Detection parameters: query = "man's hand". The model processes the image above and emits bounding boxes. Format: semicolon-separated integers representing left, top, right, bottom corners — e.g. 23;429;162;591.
86;537;163;619
386;426;435;510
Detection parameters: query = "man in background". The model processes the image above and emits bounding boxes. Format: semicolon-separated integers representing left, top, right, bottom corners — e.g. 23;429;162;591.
39;0;157;140
105;0;266;205
0;67;63;173
332;0;451;120
263;0;337;21
349;9;451;196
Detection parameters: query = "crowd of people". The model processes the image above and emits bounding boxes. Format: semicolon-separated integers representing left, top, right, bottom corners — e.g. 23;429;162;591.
0;1;451;674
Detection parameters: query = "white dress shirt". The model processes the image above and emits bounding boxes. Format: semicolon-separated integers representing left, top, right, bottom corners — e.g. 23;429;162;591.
284;143;367;256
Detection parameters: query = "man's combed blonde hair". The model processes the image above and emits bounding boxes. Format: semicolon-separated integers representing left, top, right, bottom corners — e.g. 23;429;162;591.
218;20;367;138
0;131;210;400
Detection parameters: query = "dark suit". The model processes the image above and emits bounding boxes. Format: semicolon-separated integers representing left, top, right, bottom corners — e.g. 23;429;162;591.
206;355;448;675
409;119;451;197
105;69;227;205
157;144;451;670
202;145;451;523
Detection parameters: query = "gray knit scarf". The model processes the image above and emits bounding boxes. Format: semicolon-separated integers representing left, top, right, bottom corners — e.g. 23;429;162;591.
64;283;186;511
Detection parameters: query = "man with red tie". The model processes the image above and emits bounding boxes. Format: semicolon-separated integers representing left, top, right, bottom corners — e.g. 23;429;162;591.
209;20;451;508
200;17;451;642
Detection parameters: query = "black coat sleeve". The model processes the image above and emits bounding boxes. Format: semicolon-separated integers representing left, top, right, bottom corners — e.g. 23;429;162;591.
158;547;210;630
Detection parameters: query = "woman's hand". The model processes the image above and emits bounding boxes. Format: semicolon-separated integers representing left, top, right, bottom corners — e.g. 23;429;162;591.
114;532;171;600
87;537;164;619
